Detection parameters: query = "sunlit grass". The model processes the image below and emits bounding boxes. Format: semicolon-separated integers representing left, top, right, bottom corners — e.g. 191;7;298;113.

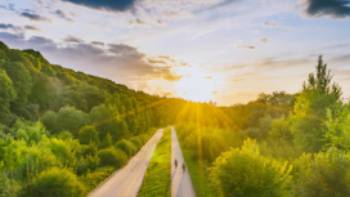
138;128;171;197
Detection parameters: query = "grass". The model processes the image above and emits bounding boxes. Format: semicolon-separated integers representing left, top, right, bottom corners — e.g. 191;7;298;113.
178;136;215;197
138;128;171;197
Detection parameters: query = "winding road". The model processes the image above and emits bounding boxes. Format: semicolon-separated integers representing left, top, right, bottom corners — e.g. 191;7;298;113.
171;127;196;197
88;129;163;197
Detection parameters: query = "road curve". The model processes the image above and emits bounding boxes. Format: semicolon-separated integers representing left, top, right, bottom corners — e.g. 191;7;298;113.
88;129;163;197
171;127;196;197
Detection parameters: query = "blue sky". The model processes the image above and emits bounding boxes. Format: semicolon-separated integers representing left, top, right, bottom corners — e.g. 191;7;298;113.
0;0;350;105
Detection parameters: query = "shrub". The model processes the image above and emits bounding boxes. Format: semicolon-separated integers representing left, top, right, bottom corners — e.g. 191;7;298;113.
82;167;114;190
97;147;127;168
3;140;59;180
23;168;86;197
115;139;137;156
56;106;87;135
76;155;99;175
41;111;57;134
293;149;350;197
0;172;20;197
42;106;87;135
210;139;292;197
79;125;99;144
130;136;143;149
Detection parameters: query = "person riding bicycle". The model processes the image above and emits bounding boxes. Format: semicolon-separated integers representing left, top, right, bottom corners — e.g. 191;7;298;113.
175;159;178;168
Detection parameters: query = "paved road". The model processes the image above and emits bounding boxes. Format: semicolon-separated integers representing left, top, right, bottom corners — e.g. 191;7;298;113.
171;127;196;197
88;129;164;197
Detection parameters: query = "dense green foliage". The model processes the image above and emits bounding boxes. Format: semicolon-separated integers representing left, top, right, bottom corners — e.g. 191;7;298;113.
138;128;171;197
2;41;350;197
0;42;176;196
176;56;350;197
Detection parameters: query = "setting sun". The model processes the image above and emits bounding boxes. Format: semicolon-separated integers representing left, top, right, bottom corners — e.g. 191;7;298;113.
175;67;219;102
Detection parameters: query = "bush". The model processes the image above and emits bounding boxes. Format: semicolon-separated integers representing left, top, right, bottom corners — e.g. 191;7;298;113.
56;106;87;135
42;106;87;135
0;172;20;197
82;167;114;190
97;147;127;168
42;138;79;168
293;149;350;197
115;139;137;156
41;111;57;134
3;140;59;180
210;139;292;197
79;125;99;144
23;168;86;197
130;137;143;149
76;155;99;175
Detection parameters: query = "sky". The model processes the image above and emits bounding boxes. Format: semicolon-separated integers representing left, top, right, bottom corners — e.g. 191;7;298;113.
0;0;350;105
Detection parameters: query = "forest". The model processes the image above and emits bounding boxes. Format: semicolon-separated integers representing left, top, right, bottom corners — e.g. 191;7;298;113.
1;41;350;197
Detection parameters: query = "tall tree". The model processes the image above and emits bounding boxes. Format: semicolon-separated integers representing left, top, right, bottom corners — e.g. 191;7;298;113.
292;56;342;152
0;70;16;124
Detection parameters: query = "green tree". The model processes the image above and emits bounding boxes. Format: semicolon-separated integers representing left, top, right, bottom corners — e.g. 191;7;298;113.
210;139;292;197
324;104;350;150
3;62;33;116
97;147;127;168
0;70;16;124
115;139;137;157
292;56;341;152
55;106;87;134
23;168;86;197
294;149;350;197
79;125;99;145
41;111;58;134
3;140;59;180
0;162;20;197
29;74;61;111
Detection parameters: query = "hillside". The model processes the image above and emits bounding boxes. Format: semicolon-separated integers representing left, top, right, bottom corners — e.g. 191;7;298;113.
0;41;186;196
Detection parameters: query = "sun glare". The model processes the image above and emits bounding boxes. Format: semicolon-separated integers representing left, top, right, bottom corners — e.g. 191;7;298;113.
175;67;219;102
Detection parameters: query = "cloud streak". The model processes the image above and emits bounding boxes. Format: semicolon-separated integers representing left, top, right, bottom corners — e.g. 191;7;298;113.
0;23;19;31
61;0;137;11
20;11;49;21
54;9;73;21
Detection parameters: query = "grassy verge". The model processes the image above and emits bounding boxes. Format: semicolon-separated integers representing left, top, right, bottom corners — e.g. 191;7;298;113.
138;128;171;197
